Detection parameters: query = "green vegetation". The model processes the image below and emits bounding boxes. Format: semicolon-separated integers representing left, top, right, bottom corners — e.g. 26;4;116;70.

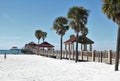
67;6;89;63
35;30;47;55
35;30;43;55
70;34;75;39
42;31;47;43
102;0;120;71
53;16;69;60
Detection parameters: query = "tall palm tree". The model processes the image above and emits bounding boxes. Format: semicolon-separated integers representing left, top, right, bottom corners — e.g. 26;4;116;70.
102;0;120;71
35;30;43;55
81;27;88;51
42;31;47;43
41;31;47;55
53;16;69;60
81;27;88;36
67;6;89;63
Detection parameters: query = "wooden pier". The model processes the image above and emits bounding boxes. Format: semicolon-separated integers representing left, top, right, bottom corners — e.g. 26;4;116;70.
36;50;117;64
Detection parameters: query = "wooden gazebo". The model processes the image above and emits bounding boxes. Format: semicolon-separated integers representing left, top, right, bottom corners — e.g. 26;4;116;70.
39;42;54;50
64;35;94;51
25;41;37;49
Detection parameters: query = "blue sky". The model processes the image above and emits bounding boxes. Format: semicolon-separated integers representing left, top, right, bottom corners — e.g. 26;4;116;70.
0;0;118;50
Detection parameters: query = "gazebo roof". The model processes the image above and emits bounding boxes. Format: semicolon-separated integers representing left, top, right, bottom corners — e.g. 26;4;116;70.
64;36;94;44
64;36;77;44
78;36;94;44
26;41;37;46
39;42;54;47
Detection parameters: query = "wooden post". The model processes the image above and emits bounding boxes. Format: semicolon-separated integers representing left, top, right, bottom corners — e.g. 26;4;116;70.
81;50;83;60
71;43;72;51
64;44;68;58
73;51;75;60
66;51;68;59
92;50;95;62
72;43;74;60
72;43;74;51
100;51;103;63
81;44;83;50
62;51;64;58
108;50;112;64
90;44;92;51
68;44;71;60
64;44;67;58
65;44;67;51
87;51;89;61
84;44;87;51
69;51;71;60
53;50;54;57
68;44;70;51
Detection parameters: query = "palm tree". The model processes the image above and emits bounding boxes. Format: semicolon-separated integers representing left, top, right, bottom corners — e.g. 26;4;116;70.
35;30;43;55
42;31;47;43
67;6;89;63
53;16;69;60
81;27;88;51
81;27;88;36
102;0;120;71
70;34;75;39
41;31;47;55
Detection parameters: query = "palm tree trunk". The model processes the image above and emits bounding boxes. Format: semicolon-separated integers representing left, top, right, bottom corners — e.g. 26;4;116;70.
75;33;79;63
60;36;62;60
37;39;40;55
115;26;120;71
43;39;44;55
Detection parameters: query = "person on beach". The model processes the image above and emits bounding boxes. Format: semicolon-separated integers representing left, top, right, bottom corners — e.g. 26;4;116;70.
4;53;7;59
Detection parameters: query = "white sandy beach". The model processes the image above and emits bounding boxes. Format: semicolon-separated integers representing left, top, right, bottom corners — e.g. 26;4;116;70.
0;54;120;81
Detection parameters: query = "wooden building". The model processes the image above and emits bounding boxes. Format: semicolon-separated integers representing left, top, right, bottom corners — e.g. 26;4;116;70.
38;42;54;50
64;35;94;51
25;41;37;49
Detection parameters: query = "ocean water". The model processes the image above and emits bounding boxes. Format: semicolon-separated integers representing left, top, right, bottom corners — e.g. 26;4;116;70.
0;49;21;54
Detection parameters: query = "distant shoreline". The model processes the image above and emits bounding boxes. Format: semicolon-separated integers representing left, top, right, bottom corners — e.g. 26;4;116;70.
0;49;22;54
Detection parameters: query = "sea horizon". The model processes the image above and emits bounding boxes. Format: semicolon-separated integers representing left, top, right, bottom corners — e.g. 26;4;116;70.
0;49;22;54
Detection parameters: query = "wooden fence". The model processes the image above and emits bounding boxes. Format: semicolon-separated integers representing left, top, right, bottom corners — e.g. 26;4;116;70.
37;50;117;64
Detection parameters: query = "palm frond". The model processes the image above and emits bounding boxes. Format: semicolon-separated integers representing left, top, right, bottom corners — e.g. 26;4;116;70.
67;6;89;33
35;30;43;40
52;16;69;36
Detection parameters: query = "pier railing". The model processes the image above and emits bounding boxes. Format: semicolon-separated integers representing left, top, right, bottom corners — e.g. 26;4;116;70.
36;50;117;64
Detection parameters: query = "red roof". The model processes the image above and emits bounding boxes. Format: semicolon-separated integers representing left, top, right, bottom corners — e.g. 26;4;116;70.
64;36;76;44
64;36;94;44
26;42;37;46
39;42;54;47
